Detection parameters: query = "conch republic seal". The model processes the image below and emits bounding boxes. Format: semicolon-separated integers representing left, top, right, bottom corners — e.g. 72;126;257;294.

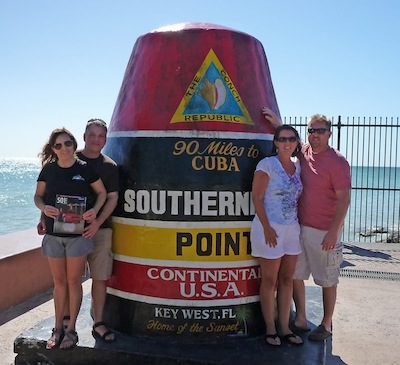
103;23;280;340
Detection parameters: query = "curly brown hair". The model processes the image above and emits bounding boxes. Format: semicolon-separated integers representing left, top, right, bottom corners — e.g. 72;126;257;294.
38;127;77;166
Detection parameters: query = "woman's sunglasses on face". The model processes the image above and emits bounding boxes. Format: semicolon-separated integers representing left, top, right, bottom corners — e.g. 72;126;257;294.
53;140;73;150
276;136;297;143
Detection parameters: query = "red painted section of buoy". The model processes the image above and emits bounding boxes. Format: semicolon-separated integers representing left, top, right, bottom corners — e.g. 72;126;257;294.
104;23;280;340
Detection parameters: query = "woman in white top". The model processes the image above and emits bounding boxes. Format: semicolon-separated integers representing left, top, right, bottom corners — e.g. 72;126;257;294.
251;125;303;346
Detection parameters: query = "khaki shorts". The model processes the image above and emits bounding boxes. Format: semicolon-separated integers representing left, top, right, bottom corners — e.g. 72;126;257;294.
87;228;113;280
293;225;343;287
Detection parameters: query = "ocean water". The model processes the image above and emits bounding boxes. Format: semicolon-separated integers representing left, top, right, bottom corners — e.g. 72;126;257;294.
345;166;400;242
0;158;41;236
0;159;399;241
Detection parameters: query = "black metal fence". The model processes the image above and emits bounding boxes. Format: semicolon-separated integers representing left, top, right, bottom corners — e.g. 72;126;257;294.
284;116;400;243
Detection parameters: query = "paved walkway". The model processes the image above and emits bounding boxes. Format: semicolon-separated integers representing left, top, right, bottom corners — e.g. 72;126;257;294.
331;242;400;365
1;242;400;365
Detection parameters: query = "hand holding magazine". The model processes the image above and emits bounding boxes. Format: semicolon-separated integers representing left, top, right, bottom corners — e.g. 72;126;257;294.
53;194;87;234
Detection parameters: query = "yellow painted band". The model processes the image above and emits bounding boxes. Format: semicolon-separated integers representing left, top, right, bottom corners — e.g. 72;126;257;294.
112;222;252;261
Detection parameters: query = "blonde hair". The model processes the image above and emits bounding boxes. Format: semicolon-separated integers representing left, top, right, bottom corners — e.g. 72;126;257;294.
308;114;331;129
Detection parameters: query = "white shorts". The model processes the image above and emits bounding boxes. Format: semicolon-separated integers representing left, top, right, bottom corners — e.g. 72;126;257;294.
293;225;343;287
250;219;301;259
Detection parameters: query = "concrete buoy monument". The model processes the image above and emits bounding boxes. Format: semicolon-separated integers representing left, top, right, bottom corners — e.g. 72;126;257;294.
103;22;280;340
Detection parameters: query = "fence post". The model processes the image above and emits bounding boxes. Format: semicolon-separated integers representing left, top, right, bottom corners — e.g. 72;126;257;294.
337;115;342;151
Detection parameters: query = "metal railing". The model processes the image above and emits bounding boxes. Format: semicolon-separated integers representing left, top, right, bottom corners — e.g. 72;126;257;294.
284;116;400;243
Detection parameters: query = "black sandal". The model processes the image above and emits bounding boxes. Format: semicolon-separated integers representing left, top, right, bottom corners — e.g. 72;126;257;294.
265;333;281;346
59;329;78;350
289;320;311;333
92;321;116;343
281;333;303;346
46;328;64;349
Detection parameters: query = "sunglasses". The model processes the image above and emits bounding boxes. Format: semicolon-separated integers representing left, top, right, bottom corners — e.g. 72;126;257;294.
308;128;329;134
276;136;297;143
53;140;74;150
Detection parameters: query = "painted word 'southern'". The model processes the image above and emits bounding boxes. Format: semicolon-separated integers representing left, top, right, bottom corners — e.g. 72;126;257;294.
124;189;254;216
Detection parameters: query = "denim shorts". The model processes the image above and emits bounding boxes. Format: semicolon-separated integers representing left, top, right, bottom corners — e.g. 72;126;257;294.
42;234;94;258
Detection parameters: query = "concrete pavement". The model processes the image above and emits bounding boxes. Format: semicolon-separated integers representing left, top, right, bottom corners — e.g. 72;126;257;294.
1;242;400;364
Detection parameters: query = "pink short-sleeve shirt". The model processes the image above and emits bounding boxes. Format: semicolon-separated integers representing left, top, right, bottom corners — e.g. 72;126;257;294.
298;144;351;230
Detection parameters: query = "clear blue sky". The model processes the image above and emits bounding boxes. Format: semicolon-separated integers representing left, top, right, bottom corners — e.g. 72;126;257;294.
1;0;399;158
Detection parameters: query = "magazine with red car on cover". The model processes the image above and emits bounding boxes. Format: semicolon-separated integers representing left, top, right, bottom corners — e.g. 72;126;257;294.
53;194;86;234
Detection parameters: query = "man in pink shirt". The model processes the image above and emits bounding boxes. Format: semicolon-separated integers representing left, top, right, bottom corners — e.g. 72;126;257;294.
293;115;351;341
262;108;351;341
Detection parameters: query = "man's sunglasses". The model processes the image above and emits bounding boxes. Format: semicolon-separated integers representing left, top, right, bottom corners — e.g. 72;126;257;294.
53;140;74;150
276;136;297;143
308;128;329;134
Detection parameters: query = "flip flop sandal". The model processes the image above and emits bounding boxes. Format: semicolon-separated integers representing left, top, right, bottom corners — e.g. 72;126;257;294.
265;333;281;346
289;320;311;333
92;321;116;343
281;333;304;346
59;330;79;350
46;328;64;349
308;325;332;341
